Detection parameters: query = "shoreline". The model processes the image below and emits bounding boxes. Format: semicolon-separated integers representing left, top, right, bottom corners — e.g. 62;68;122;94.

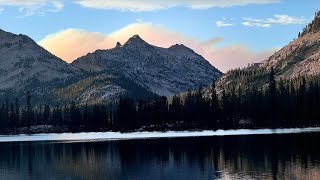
0;127;320;143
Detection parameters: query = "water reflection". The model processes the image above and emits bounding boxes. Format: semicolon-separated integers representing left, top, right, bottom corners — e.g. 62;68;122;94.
0;133;320;179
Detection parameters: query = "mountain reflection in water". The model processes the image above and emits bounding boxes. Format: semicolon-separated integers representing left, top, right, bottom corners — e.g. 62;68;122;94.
0;133;319;179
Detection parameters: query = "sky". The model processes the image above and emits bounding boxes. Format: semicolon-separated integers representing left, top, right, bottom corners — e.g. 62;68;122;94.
0;0;318;72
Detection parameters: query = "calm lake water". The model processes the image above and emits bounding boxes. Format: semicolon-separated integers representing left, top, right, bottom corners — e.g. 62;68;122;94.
0;131;320;179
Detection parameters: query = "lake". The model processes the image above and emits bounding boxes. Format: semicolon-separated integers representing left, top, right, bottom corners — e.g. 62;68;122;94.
0;130;320;179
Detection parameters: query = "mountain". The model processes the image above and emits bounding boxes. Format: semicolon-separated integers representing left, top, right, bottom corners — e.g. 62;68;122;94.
0;29;79;103
72;35;221;97
216;11;320;90
0;29;221;105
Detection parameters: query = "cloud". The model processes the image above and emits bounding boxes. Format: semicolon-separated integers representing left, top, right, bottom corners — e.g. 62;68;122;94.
242;14;305;27
265;14;305;24
256;23;271;28
136;18;144;23
242;21;271;28
39;29;110;62
204;37;224;45
38;23;276;72
210;45;279;71
74;0;280;11
216;21;233;27
0;0;63;16
242;22;253;26
0;8;4;14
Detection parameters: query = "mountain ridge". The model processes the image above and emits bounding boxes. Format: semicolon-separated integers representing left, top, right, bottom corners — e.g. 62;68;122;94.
216;11;320;91
72;35;222;97
0;29;221;105
0;28;79;93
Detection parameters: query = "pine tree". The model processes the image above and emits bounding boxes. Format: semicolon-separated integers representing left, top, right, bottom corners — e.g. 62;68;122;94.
26;91;32;127
269;67;277;127
14;98;20;127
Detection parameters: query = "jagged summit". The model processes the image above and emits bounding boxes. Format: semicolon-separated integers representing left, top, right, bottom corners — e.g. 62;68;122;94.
0;28;78;91
131;34;142;40
72;34;221;96
169;44;185;49
0;28;44;49
0;28;221;105
169;44;194;53
115;42;122;48
124;34;149;47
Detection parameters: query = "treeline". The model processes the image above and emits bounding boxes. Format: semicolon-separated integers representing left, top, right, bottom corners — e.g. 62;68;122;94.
220;67;320;128
115;68;320;131
1;68;320;133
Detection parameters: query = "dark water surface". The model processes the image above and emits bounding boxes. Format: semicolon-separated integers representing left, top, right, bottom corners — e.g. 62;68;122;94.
0;133;320;180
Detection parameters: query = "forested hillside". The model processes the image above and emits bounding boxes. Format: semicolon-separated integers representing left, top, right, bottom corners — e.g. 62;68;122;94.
1;69;320;133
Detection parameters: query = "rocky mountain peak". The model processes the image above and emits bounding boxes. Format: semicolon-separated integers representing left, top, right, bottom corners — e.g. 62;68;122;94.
169;44;194;53
0;28;17;40
0;28;10;35
115;42;122;48
72;35;222;96
124;34;149;48
131;34;142;40
0;28;39;49
0;28;78;92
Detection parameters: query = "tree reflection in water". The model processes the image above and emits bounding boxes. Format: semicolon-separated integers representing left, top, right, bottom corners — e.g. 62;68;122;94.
0;133;319;180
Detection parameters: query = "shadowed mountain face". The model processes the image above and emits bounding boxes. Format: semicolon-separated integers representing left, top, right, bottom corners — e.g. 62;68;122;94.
217;12;320;90
72;35;221;96
0;30;221;105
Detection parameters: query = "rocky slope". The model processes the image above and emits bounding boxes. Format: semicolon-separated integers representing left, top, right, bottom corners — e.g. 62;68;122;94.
53;73;156;105
0;29;79;89
72;35;221;96
217;11;320;90
0;29;80;103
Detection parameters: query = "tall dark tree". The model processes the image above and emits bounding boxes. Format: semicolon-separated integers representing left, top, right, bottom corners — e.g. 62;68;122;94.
26;91;33;127
210;81;219;127
269;67;277;127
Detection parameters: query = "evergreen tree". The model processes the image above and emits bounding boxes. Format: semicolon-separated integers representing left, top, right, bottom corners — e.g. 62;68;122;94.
269;67;277;127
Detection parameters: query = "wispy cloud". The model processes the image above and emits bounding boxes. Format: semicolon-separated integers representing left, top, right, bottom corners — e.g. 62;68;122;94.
265;14;305;24
136;18;144;23
0;0;63;16
242;21;271;28
242;14;305;27
216;21;233;27
38;23;276;72
74;0;280;12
